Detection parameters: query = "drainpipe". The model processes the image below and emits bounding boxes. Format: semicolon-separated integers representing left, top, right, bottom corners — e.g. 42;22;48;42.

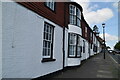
62;2;66;69
63;25;65;69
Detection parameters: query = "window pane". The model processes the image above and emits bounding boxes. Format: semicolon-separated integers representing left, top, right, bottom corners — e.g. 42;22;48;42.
50;26;52;33
73;16;76;25
46;48;48;56
43;48;45;56
69;5;73;14
48;49;50;56
49;34;51;41
70;34;76;45
70;15;73;24
69;45;75;56
45;1;55;11
45;41;47;48
69;5;75;15
77;18;80;26
46;33;49;40
73;6;76;15
69;46;73;55
76;8;81;19
46;25;49;32
77;46;80;56
44;23;47;31
44;48;47;56
48;42;51;49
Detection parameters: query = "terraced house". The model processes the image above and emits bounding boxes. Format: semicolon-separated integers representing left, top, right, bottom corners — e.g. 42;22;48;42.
2;1;102;79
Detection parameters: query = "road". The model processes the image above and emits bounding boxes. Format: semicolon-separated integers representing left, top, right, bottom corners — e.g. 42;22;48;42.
109;53;120;64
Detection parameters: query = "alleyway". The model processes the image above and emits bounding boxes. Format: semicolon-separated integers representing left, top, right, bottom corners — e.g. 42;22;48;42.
36;53;120;79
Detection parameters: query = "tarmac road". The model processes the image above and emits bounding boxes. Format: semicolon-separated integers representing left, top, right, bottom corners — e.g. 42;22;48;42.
109;53;120;64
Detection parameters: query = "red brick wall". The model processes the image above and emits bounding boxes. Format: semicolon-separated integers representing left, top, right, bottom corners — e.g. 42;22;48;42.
18;2;66;27
81;15;93;43
81;19;86;39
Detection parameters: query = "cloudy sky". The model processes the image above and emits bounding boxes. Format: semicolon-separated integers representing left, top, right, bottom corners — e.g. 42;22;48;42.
74;0;119;49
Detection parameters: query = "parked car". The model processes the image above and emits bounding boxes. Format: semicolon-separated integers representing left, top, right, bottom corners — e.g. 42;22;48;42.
114;50;120;54
108;50;113;53
108;50;116;55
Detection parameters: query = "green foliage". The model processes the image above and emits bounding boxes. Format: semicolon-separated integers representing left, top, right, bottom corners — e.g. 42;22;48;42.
114;41;120;50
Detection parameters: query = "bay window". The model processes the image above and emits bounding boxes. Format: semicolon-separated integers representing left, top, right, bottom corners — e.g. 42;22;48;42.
68;33;81;57
69;34;77;57
69;4;81;27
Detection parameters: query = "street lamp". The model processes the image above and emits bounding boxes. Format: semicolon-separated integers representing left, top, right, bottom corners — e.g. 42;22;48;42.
102;23;105;59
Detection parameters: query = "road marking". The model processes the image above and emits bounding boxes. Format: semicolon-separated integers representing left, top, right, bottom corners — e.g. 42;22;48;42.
97;70;111;74
96;74;113;78
108;54;120;66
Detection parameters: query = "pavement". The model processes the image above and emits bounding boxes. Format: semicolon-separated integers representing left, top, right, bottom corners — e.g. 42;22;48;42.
35;52;120;79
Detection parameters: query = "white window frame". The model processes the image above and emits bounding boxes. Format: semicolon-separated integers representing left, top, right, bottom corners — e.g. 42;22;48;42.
43;22;54;58
68;33;81;57
69;33;77;57
45;0;55;11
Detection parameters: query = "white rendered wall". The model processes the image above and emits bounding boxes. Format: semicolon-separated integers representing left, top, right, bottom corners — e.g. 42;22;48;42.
68;24;82;35
67;58;80;66
90;44;94;56
0;1;2;80
81;38;86;61
97;41;101;53
64;28;68;67
93;35;97;55
85;41;89;59
2;2;63;78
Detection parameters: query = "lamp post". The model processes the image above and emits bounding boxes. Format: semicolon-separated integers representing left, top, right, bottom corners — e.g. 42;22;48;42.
102;23;105;59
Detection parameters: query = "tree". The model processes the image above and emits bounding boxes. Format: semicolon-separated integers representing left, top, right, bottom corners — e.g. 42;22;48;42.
114;41;120;50
93;25;98;32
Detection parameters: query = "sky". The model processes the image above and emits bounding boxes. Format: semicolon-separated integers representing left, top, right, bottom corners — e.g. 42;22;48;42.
1;0;119;50
74;0;119;50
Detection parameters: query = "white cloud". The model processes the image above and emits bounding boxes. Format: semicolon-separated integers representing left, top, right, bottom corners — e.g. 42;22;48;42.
74;0;114;25
85;8;114;25
74;0;90;14
73;0;119;2
99;33;118;41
